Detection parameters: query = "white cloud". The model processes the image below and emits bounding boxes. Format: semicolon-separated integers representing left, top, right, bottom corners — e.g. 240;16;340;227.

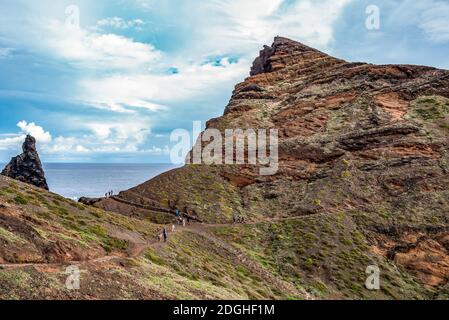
97;17;146;30
0;121;51;151
273;0;353;48
45;20;161;70
141;145;171;156
388;0;449;44
77;0;353;113
135;0;154;9
195;0;353;55
0;1;353;115
43;118;152;155
0;119;157;157
79;57;249;112
419;1;449;43
16;121;52;143
0;135;24;151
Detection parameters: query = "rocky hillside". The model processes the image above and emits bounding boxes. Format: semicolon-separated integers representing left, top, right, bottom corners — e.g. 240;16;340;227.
1;37;448;299
93;37;449;298
0;175;306;299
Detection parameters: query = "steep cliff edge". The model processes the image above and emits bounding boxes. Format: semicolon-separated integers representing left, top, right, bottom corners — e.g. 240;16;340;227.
93;37;449;294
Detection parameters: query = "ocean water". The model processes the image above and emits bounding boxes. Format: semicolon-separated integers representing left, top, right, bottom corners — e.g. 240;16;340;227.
34;163;180;200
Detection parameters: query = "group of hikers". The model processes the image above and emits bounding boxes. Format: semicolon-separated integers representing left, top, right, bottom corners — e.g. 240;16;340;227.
104;190;114;198
156;209;247;242
157;208;192;242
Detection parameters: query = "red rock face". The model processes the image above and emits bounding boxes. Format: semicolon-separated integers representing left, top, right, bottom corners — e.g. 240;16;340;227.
101;37;449;290
393;236;449;287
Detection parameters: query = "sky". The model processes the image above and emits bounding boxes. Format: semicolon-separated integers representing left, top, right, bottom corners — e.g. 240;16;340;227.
0;0;448;163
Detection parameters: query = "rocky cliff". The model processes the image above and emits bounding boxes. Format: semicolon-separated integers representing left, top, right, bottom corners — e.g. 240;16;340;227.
1;37;449;299
93;37;449;294
1;135;49;190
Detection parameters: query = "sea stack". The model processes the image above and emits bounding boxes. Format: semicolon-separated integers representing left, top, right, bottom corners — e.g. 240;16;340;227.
1;135;49;190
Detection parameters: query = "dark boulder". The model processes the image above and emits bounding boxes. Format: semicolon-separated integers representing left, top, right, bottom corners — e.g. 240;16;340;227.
1;135;49;190
78;197;103;205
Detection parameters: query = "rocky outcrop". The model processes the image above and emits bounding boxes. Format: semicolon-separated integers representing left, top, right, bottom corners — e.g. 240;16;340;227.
96;37;449;290
78;197;103;206
250;36;327;76
1;135;49;190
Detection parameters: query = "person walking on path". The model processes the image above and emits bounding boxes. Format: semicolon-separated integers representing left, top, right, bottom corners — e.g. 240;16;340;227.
187;216;191;225
172;224;176;233
182;218;186;227
163;228;168;242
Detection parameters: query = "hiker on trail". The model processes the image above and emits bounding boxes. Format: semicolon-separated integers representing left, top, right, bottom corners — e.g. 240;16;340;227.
187;216;191;225
182;218;186;227
163;228;168;242
172;224;176;233
175;208;180;217
178;216;183;225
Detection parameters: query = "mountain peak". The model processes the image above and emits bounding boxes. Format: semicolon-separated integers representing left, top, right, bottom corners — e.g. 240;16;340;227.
23;134;37;153
250;36;326;76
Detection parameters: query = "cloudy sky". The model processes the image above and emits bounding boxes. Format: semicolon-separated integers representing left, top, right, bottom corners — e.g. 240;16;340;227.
0;0;448;163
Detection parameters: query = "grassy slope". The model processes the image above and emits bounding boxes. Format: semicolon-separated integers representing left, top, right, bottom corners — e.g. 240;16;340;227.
0;173;444;299
210;215;431;299
0;176;303;300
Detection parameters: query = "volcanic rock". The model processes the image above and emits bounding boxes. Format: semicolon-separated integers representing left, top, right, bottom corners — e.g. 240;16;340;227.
95;37;449;290
1;135;49;190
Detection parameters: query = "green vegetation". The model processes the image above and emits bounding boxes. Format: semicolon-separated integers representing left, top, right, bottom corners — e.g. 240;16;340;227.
128;165;243;223
0;226;27;244
210;213;429;299
13;194;29;205
412;96;449;120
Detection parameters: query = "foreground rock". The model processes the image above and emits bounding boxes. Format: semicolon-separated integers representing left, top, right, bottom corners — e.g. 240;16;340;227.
1;135;49;190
